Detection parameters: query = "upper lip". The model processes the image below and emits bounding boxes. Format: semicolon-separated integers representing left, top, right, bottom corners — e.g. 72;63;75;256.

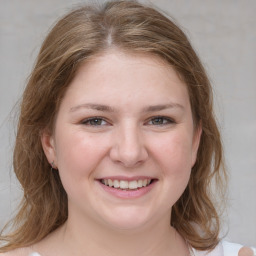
97;176;157;181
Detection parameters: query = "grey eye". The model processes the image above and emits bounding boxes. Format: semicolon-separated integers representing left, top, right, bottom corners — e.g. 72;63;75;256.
82;118;107;126
149;117;173;125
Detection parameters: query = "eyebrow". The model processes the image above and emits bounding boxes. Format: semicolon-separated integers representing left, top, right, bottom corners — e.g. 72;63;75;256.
70;103;115;113
143;103;184;112
70;102;184;113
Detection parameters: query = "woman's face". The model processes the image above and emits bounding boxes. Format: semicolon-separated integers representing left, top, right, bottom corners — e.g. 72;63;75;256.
42;50;201;231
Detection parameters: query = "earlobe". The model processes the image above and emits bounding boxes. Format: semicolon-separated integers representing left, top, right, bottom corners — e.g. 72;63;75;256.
41;130;57;167
191;122;202;167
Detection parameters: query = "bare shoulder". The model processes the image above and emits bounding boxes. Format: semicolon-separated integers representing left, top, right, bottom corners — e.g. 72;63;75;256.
238;246;255;256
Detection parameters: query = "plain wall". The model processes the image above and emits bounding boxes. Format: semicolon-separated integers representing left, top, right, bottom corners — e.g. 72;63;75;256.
0;0;255;246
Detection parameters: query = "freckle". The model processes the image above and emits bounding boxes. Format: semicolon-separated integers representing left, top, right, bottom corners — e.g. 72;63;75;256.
238;247;254;256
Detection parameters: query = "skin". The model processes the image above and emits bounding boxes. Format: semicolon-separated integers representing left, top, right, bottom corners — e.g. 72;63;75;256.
1;52;253;256
4;50;204;256
46;50;201;227
238;247;255;256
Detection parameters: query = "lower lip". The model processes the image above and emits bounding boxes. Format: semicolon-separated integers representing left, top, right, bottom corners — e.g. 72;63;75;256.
97;181;157;199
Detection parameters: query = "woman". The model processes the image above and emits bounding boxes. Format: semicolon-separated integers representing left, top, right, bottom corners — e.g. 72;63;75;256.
0;1;255;255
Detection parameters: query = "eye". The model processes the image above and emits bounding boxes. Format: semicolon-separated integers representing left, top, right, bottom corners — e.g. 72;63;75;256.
147;116;175;126
81;117;108;126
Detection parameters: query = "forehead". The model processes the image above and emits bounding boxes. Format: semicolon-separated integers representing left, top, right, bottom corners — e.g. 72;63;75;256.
61;50;190;111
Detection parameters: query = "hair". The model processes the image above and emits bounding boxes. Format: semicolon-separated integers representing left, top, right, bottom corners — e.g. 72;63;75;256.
0;0;226;252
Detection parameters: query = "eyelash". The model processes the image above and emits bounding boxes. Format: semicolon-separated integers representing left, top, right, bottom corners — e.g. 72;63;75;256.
146;116;175;126
81;117;108;126
81;116;175;127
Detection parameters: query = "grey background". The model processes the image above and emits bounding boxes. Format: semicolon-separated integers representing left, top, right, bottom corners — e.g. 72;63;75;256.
0;0;255;247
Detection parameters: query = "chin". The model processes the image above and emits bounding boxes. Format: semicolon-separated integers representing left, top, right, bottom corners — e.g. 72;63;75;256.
100;206;153;231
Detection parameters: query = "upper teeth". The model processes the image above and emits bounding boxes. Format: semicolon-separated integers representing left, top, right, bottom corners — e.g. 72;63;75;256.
101;179;151;190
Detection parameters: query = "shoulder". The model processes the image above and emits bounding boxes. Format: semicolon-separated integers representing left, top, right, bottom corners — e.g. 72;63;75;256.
192;241;256;256
222;241;256;256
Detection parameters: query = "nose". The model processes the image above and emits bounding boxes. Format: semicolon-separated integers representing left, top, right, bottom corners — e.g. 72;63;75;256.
109;123;148;168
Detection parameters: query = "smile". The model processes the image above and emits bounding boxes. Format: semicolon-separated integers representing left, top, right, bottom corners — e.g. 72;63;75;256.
100;179;152;190
97;177;157;199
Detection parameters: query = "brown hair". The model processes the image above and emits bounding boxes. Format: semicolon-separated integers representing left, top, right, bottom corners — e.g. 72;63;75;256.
0;0;226;252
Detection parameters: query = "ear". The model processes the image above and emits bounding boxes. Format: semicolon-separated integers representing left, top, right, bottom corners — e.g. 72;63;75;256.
41;130;57;168
191;121;202;167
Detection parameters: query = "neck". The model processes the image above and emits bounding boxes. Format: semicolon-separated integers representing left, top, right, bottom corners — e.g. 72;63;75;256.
35;208;189;256
47;211;189;256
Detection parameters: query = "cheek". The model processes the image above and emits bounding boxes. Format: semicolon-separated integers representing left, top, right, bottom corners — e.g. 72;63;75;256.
157;133;193;203
143;131;193;209
54;129;111;204
152;130;194;172
54;128;109;182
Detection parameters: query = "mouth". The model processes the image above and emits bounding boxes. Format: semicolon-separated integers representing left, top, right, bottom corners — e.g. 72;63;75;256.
99;178;156;190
